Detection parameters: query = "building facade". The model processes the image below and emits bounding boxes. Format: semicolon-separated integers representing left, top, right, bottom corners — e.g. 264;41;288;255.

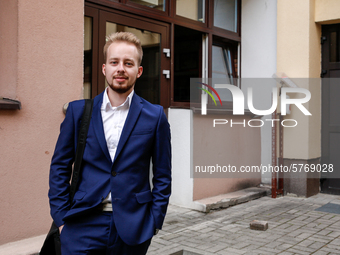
0;0;340;246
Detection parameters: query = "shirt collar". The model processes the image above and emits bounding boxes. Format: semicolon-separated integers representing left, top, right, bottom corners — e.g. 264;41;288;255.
101;87;134;112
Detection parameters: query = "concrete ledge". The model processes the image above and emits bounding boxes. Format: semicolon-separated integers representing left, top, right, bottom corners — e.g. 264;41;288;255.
0;235;45;255
194;187;271;212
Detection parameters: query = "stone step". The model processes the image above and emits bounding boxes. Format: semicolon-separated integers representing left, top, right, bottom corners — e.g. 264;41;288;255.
194;186;271;212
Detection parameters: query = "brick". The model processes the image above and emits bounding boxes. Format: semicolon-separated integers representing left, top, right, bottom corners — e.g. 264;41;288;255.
249;220;268;231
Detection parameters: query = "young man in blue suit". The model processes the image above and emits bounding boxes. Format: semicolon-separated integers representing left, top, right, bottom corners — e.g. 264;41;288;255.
49;32;172;254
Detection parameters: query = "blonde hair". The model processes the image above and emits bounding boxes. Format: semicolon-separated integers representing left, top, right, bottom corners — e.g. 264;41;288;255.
103;32;143;65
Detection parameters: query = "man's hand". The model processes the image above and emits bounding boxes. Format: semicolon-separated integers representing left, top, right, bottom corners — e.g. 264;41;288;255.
59;225;64;233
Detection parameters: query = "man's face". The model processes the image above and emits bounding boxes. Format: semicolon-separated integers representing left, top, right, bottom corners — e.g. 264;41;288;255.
102;41;143;94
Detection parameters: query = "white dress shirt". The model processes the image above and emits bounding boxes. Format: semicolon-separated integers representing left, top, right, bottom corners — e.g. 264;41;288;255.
101;88;134;202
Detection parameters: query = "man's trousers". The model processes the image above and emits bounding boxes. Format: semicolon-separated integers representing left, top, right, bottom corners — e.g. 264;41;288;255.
60;210;151;255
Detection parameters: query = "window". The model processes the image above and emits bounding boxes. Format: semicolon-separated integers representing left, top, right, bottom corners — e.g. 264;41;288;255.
176;0;204;22
129;0;165;11
174;26;202;102
212;44;238;102
84;0;241;108
214;0;238;32
212;45;234;83
84;16;93;99
330;31;340;62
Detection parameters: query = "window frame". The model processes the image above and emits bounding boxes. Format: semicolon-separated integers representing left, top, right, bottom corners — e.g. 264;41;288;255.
85;0;241;109
211;0;240;35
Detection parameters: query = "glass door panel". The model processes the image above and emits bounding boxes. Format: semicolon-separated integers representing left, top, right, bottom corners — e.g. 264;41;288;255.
99;11;170;107
84;16;93;99
84;6;99;99
105;22;161;104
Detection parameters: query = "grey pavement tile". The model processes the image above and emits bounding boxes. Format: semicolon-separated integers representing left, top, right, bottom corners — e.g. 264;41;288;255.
178;240;204;249
195;242;217;251
206;229;226;238
151;237;174;246
306;235;335;243
160;233;183;241
206;244;231;253
319;246;339;253
147;194;340;255
218;247;247;254
286;229;307;238
328;237;340;246
216;250;240;255
147;243;182;255
197;227;216;233
229;241;252;250
255;247;283;254
178;230;202;238
239;244;262;251
296;232;315;239
297;239;314;247
312;251;330;255
309;241;327;250
263;241;287;250
275;243;294;250
286;247;312;255
198;234;225;243
213;238;238;247
317;229;333;236
327;231;340;238
166;246;215;255
291;244;318;253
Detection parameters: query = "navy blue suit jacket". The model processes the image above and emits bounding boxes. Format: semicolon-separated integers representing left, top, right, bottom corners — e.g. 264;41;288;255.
49;92;171;245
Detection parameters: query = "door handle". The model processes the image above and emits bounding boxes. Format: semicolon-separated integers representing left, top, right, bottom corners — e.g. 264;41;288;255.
163;48;170;57
163;70;170;79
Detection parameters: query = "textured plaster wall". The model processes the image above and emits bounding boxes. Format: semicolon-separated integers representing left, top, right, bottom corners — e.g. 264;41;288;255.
168;109;195;208
277;0;321;160
315;0;340;24
193;114;261;200
0;0;84;245
241;0;277;184
0;0;18;99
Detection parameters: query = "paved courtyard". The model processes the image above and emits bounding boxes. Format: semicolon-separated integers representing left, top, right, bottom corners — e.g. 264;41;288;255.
148;193;340;255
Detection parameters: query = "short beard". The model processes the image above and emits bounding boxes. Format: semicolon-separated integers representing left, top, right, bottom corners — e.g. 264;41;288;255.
106;79;134;94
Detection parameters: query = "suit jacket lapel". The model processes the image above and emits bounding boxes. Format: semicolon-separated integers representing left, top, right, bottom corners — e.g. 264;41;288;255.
113;93;143;163
92;92;112;163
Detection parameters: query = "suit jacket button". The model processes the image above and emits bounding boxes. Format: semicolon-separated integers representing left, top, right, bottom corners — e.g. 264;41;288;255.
111;171;117;177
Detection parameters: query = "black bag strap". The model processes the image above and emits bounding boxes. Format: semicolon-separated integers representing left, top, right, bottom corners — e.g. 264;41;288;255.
69;99;93;202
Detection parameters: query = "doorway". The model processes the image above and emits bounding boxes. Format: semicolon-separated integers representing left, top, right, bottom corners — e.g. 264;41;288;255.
321;24;340;194
84;6;171;107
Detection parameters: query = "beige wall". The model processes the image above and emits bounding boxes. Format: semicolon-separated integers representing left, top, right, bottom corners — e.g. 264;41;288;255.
193;114;261;200
315;0;340;24
0;0;84;245
277;0;340;161
277;0;322;160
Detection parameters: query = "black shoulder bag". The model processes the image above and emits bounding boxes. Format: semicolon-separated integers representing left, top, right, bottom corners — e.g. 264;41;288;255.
40;99;94;255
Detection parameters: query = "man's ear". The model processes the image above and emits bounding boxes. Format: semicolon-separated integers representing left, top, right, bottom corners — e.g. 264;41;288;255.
137;66;143;78
102;64;106;76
